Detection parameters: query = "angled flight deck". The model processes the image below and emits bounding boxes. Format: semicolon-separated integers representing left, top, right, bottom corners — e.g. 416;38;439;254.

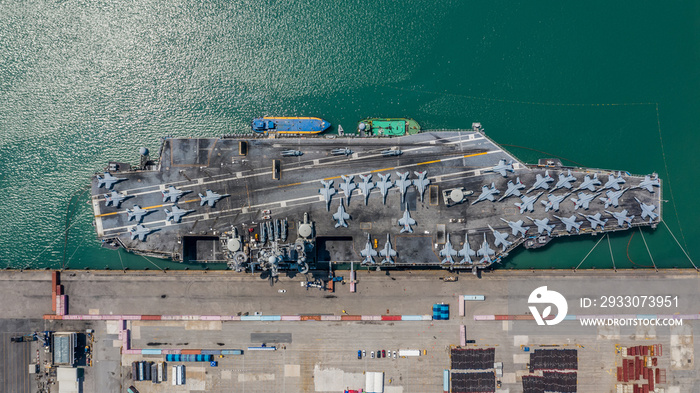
90;126;662;274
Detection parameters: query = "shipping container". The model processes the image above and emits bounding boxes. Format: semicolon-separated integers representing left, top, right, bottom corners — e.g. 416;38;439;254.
443;369;449;393
132;362;137;381
463;295;485;301
144;361;151;381
181;349;201;355
138;361;144;381
201;350;221;355
151;365;158;383
221;350;244;355
398;350;420;357
172;366;177;385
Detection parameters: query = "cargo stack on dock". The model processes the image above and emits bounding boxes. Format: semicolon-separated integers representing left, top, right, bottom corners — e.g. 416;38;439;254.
89;123;662;273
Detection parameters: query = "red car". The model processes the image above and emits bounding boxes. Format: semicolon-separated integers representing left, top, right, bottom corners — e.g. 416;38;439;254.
381;350;386;358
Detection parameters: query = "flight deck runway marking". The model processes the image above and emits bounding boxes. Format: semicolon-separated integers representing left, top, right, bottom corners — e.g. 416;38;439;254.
96;133;487;198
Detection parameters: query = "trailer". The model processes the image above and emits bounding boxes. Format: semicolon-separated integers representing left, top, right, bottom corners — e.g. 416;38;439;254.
399;349;421;357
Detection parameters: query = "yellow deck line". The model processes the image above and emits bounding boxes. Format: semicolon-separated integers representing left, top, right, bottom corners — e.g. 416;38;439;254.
323;176;341;181
278;182;302;188
371;167;395;173
416;159;441;165
463;152;488;158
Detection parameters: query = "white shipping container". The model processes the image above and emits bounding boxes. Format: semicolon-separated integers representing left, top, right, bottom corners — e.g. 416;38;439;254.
398;349;420;357
157;362;163;383
172;366;177;385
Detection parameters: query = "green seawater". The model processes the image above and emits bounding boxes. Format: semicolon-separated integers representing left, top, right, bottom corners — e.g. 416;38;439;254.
0;1;698;271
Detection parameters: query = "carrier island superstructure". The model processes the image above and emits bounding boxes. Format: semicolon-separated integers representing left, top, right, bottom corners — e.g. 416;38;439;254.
90;124;662;274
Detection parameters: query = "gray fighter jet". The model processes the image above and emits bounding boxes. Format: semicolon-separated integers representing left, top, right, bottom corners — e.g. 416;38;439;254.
515;192;543;214
488;225;512;251
554;170;577;190
498;177;525;201
576;174;601;191
164;205;195;223
281;150;303;157
634;197;659;223
412;171;430;202
339;175;356;204
381;149;402;157
331;148;353;156
318;180;336;211
526;171;554;193
358;174;374;205
488;159;514;177
198;189;228;207
375;173;393;205
476;233;496;263
360;234;377;264
398;206;416;233
162;185;189;203
541;192;570;212
599;187;627;208
471;183;500;205
527;216;556;236
578;212;608;230
395;171;412;203
553;214;582;233
606;209;634;228
97;172;126;189
104;190;130;207
458;234;476;265
500;218;530;238
332;201;350;228
439;234;458;264
129;224;155;241
636;174;660;193
379;234;397;264
126;205;151;223
603;171;626;190
571;191;601;210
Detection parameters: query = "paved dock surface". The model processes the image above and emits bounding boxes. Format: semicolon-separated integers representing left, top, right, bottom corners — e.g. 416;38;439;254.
0;270;698;392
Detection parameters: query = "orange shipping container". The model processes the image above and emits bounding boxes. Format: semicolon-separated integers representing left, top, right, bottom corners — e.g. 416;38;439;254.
181;349;201;355
301;315;321;321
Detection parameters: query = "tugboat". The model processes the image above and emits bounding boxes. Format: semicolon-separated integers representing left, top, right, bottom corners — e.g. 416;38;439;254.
251;117;331;134
357;118;421;136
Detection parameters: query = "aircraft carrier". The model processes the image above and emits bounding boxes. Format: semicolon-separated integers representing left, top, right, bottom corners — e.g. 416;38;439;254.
90;124;662;274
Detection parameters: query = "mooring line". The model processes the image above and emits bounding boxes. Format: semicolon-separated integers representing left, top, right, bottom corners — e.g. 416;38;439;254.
638;228;657;272
140;254;164;271
606;234;616;272
575;235;606;271
661;220;698;271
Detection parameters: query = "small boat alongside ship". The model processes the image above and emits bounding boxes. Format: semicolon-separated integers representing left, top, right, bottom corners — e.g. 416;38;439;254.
358;118;421;136
251;116;331;134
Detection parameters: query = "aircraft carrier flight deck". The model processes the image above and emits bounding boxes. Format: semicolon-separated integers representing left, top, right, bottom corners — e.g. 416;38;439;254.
90;125;663;273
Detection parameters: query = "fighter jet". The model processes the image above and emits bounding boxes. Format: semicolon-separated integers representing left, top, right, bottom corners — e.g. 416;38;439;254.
599;188;627;208
634;197;659;223
104;190;130;207
439;234;458;264
198;189;228;207
576;174;601;191
603;171;626;190
571;191;600;210
339;175;356;204
471;183;500;205
553;214;582;233
526;171;554;193
606;209;634;228
541;192;570;212
476;233;496;263
498;177;525;201
488;225;512;251
395;172;412;203
126;205;151;223
375;173;393;205
281;150;303;157
457;234;477;264
318;180;336;211
527;216;556;236
96;172;126;189
332;201;351;228
129;224;155;241
554;170;577;190
412;171;430;202
636;174;660;193
161;186;189;203
378;234;397;264
360;234;378;264
488;159;514;177
578;212;608;230
515;192;543;214
398;206;416;233
381;149;402;157
358;174;375;205
331;148;354;156
500;218;530;238
164;205;195;223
